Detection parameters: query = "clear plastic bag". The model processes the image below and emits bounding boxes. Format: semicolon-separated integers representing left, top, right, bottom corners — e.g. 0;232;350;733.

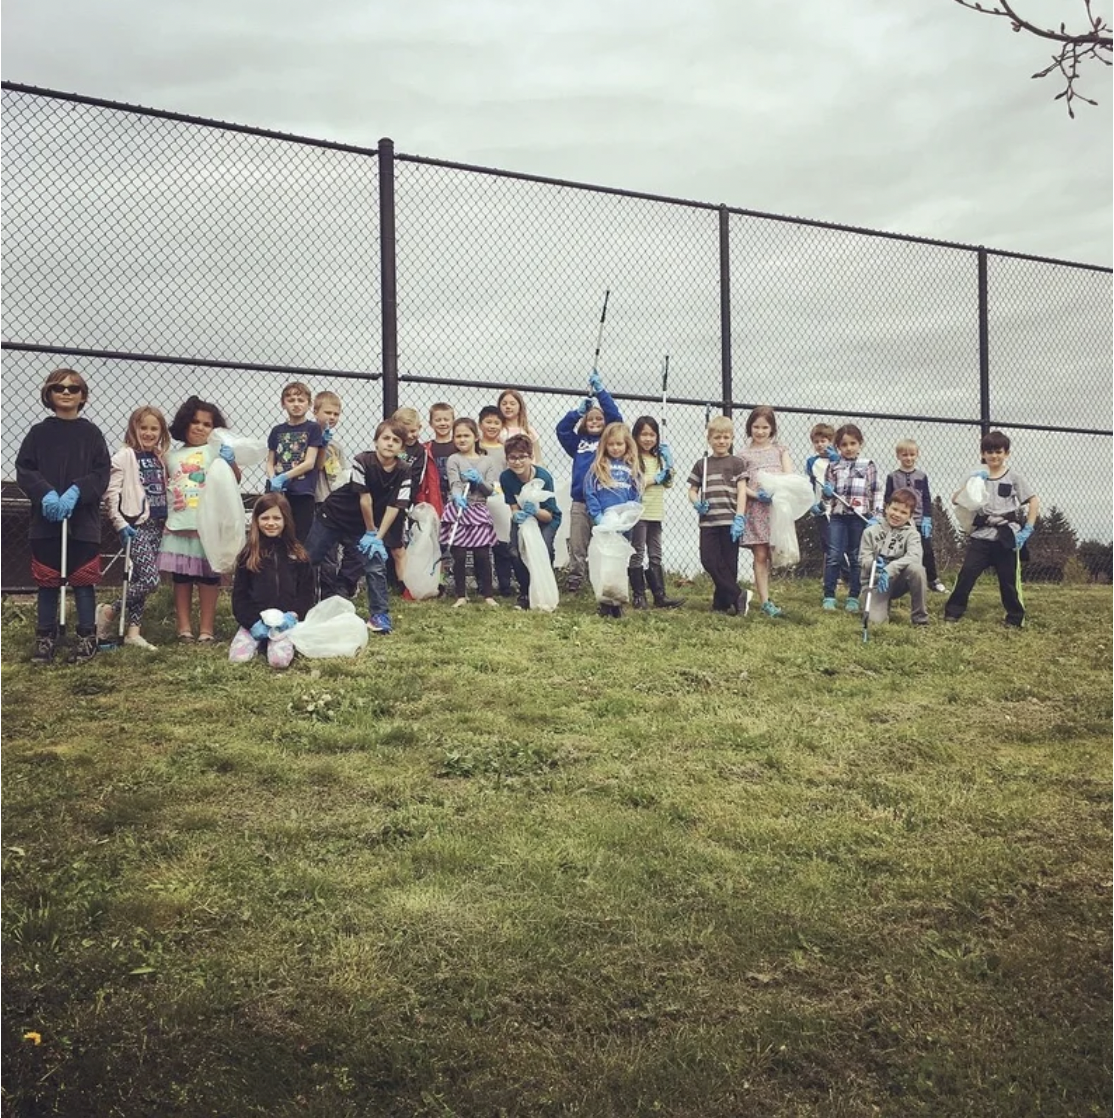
953;476;988;535
756;470;816;568
403;503;443;600
208;428;269;469
588;501;641;604
196;429;270;573
488;492;512;544
552;479;572;568
289;596;369;659
517;478;559;612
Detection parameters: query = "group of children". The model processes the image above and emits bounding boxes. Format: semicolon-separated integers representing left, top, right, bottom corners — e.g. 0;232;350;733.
15;366;1040;668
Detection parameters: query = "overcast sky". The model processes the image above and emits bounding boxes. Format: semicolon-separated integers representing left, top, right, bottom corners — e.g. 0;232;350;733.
3;0;1111;266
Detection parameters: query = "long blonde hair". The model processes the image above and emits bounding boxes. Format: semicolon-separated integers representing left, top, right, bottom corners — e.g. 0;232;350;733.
124;406;171;456
589;422;643;491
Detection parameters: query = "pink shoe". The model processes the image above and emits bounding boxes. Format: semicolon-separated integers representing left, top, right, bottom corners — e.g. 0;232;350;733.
228;627;261;663
267;634;295;669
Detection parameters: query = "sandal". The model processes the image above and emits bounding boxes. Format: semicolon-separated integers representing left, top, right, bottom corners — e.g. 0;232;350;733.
178;632;195;644
197;634;215;644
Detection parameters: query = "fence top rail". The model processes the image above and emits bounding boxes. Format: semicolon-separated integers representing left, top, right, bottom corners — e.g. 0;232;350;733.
4;81;1110;275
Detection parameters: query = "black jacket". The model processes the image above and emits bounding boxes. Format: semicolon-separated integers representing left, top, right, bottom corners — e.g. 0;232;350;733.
231;540;315;631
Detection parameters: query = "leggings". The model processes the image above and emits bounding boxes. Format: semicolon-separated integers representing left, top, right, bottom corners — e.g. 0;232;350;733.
452;546;493;599
111;517;163;628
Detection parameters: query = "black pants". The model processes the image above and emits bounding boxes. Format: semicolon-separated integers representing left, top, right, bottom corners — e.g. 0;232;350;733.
287;493;316;543
921;534;940;583
492;541;515;594
699;526;742;611
452;546;493;599
945;537;1025;626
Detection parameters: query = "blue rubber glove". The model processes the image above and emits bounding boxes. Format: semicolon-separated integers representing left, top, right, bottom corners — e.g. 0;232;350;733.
754;488;773;505
278;611;299;632
462;468;484;485
118;525;138;546
1015;525;1034;550
321;426;334;445
972;469;989;481
921;517;932;539
810;502;825;518
452;492;468;510
57;485;80;519
219;443;236;465
588;369;604;395
512;510;530;526
729;513;748;543
821;482;835;499
521;500;538;517
693;499;710;516
41;490;62;521
876;567;890;594
592;513;603;527
659;444;674;471
268;472;289;492
866;516;881;527
576;397;593;416
358;531;388;562
653;469;670;485
825;446;840;463
250;619;269;641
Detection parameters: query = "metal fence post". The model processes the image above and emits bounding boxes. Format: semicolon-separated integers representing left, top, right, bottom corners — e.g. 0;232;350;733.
718;204;733;417
977;247;990;436
378;137;399;419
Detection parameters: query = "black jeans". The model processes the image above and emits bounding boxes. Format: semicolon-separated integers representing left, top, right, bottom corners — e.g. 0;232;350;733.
945;537;1025;625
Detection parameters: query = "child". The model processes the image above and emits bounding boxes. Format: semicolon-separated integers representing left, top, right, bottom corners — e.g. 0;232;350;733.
556;369;622;595
819;423;882;613
423;402;456;508
805;422;847;581
884;439;947;593
686;415;750;617
97;406;171;650
738;405;794;618
158;396;240;643
858;488;930;627
584;422;643;618
945;430;1039;628
629;415;681;609
477;405;514;595
306;418;412;635
500;433;563;610
15;368;111;665
229;493;315;668
440;418;501;608
393;406;442;591
497;388;542;463
312;390;362;601
266;381;324;542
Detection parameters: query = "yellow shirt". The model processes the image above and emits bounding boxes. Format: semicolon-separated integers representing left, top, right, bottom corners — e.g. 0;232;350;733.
639;452;670;522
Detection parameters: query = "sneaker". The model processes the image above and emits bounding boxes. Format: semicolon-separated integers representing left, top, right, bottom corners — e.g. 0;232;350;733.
123;633;158;650
367;612;392;634
931;581;947;593
515;596;530;611
66;630;99;664
944;616;959;624
845;597;860;613
761;600;784;618
565;578;582;594
95;603;116;642
31;630;57;666
822;597;838;611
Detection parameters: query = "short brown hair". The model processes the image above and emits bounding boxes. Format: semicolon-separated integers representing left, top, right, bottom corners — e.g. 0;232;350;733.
504;434;533;460
810;423;835;441
980;430;1010;455
835;423;864;447
888;487;918;512
41;368;89;412
429;402;454;419
375;419;409;443
281;382;313;402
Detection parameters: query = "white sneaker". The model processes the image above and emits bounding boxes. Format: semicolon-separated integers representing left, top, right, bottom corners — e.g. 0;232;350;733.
931;580;947;593
95;603;115;642
124;633;158;650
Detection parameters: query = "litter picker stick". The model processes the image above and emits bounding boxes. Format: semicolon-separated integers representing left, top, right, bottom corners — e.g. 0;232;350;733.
862;556;878;644
430;481;470;575
59;519;69;639
659;355;670;432
700;402;713;503
590;289;610;382
118;534;134;639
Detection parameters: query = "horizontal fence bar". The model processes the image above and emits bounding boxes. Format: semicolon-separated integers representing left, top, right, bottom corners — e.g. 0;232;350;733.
2;342;382;382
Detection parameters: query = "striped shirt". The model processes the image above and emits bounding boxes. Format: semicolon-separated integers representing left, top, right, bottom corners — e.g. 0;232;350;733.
686;454;746;528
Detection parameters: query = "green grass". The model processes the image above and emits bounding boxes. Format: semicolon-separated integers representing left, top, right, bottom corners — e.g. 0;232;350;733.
2;579;1110;1117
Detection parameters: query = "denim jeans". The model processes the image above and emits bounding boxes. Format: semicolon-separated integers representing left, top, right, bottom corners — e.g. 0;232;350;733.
306;517;389;615
824;515;865;598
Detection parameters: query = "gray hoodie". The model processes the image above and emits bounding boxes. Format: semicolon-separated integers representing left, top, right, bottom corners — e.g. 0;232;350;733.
859;520;923;584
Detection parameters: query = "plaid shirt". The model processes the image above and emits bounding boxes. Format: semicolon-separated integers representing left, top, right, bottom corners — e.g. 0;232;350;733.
826;457;882;517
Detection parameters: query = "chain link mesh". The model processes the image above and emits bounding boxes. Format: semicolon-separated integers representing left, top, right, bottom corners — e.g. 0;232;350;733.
2;85;1110;589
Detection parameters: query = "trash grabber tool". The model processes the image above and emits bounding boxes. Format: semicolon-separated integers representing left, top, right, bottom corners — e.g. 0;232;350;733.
700;402;713;503
590;289;610;383
59;518;69;641
118;533;134;640
862;555;878;644
659;355;670;432
810;457;870;522
430;481;470;576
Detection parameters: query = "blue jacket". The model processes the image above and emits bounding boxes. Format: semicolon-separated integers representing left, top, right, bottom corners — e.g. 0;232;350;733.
555;388;622;502
584;459;641;524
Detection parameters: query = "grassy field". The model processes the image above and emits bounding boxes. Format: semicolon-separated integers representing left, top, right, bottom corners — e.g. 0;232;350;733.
1;577;1110;1118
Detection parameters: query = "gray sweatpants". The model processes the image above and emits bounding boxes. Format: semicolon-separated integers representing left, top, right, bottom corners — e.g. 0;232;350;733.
866;563;929;625
567;501;593;582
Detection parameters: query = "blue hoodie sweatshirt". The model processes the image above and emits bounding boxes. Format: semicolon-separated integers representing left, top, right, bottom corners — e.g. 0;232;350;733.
555;388;623;502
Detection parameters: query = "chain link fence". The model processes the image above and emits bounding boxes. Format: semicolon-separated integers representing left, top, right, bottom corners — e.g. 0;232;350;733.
3;83;1111;590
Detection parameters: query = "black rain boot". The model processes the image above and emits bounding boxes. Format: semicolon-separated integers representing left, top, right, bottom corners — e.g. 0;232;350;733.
31;628;58;666
597;602;611;618
610;604;624;619
629;568;648;610
66;627;99;665
647;564;682;609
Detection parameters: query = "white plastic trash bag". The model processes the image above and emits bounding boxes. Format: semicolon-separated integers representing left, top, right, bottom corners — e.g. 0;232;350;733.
208;427;269;469
289;596;369;659
196;456;246;574
756;470;815;569
552;479;572;568
487;492;512;544
517;479;559;612
588;501;641;604
953;475;988;535
403;503;443;600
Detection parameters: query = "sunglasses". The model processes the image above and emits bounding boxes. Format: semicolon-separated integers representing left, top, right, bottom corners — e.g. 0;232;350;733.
49;384;83;395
